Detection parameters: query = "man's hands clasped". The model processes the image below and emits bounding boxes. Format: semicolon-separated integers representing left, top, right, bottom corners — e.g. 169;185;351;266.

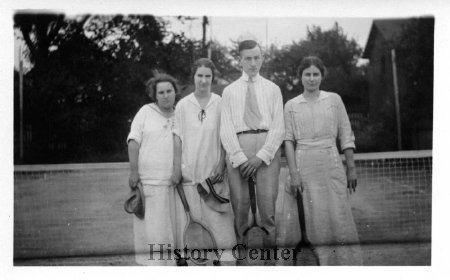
239;156;263;178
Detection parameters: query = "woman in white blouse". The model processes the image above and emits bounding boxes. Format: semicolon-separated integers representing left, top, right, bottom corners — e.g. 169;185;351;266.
284;56;363;265
171;58;236;264
127;74;179;265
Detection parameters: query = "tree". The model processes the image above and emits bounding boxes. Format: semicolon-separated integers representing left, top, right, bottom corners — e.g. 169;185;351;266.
14;13;240;163
209;40;241;83
266;22;367;109
14;13;68;68
14;14;171;163
16;15;128;162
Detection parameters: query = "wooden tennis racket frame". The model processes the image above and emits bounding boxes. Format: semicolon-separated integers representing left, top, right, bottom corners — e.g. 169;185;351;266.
176;183;220;266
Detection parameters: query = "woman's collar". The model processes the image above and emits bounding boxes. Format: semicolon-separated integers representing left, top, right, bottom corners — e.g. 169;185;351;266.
297;91;330;103
149;103;174;118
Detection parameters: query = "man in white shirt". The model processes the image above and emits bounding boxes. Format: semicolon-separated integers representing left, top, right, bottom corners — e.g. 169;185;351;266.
220;39;285;264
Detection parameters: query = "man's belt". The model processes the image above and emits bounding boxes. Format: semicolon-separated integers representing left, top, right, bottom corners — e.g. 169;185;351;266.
237;129;268;135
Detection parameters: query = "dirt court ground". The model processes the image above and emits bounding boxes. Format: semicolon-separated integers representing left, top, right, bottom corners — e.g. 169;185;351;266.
13;161;431;266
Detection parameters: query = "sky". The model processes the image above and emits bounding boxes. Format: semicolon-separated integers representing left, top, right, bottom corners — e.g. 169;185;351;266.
168;16;373;49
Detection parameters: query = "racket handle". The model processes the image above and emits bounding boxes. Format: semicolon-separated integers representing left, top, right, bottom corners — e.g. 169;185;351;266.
176;183;191;213
296;190;309;242
248;176;257;214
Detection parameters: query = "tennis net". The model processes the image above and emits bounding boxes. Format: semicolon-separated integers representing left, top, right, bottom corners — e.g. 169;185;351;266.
350;150;431;243
14;150;432;263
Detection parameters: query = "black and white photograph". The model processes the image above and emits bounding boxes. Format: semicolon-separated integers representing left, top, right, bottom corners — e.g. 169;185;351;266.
2;0;450;278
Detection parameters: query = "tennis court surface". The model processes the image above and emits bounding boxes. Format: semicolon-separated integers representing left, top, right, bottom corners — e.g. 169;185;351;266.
13;151;431;266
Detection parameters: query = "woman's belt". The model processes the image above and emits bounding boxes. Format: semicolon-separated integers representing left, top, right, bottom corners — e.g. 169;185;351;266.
237;129;268;135
295;138;335;150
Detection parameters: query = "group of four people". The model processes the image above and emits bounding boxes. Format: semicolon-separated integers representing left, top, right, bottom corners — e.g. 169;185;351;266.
127;39;362;266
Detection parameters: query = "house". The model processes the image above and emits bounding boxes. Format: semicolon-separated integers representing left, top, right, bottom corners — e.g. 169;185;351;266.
363;17;434;150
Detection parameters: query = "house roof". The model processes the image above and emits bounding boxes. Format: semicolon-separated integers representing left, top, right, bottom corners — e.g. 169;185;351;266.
362;18;412;58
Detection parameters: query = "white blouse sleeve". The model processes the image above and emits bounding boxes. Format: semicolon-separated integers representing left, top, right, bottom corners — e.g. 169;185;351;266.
336;95;356;151
172;101;183;141
127;106;146;146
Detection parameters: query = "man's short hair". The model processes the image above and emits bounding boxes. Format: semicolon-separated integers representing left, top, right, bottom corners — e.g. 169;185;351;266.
238;40;260;55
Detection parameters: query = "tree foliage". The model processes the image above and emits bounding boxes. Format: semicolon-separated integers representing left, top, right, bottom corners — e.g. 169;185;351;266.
15;14;200;163
265;23;367;109
209;40;241;83
14;13;67;68
15;14;141;163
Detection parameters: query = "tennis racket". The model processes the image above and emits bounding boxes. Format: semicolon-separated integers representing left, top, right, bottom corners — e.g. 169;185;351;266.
293;189;320;266
175;183;220;266
243;176;269;249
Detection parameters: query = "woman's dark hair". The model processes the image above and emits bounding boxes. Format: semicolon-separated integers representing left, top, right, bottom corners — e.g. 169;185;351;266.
145;74;179;102
297;56;326;78
192;58;216;81
238;40;260;55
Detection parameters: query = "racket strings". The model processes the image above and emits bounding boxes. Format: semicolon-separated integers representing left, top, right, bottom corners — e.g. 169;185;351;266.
184;222;216;265
185;222;215;250
245;227;266;249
